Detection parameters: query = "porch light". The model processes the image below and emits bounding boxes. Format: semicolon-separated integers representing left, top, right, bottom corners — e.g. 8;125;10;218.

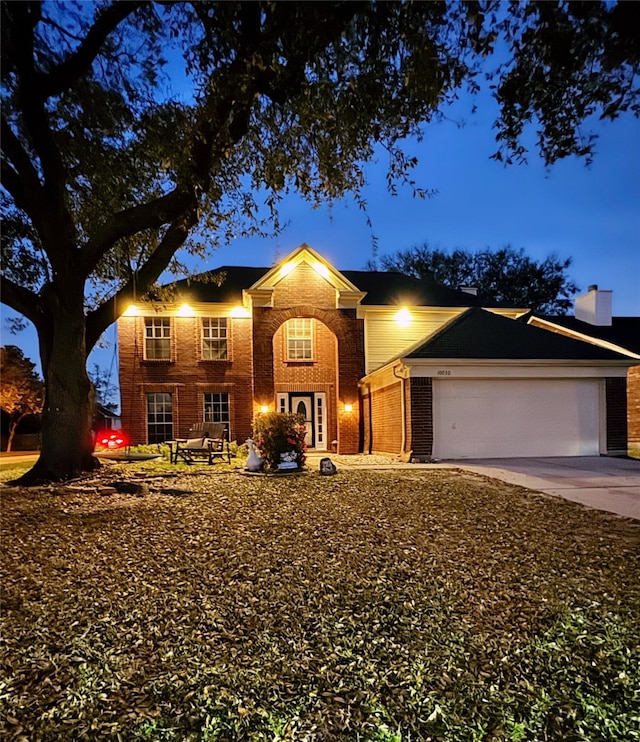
230;305;250;318
176;303;195;317
395;307;412;327
123;305;139;317
312;261;330;279
344;403;353;413
260;405;269;414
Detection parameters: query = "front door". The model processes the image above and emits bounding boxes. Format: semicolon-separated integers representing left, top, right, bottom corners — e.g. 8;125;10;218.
291;395;313;447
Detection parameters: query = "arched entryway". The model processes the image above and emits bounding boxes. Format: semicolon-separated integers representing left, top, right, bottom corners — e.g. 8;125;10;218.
252;305;364;453
272;315;337;451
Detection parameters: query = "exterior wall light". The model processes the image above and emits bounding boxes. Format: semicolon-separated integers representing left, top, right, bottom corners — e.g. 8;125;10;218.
230;306;251;318
177;303;195;317
395;307;412;327
123;305;139;317
312;262;330;279
344;403;353;413
280;261;296;277
260;405;269;414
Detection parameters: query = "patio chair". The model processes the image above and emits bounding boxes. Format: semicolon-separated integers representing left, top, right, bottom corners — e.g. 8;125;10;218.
170;422;231;465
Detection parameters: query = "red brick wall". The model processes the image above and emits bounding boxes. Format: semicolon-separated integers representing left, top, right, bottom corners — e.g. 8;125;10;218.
273;320;338;446
252;304;364;453
408;376;433;458
118;261;366;453
369;381;403;455
273;321;337;387
118;315;254;444
251;263;364;453
362;393;372;454
273;263;336;309
628;365;640;458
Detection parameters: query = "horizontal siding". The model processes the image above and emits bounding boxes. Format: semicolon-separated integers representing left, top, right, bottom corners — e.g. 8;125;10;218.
364;309;462;373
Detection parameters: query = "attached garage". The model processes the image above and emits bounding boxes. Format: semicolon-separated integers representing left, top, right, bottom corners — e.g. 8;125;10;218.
432;378;601;459
363;308;634;460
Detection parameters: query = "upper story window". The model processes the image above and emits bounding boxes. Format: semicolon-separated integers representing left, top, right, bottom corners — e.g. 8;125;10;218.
286;318;313;361
201;318;228;360
144;318;171;360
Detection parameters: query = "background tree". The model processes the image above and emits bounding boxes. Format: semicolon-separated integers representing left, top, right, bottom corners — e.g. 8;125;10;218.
1;1;638;482
0;346;44;452
373;244;579;314
89;363;119;412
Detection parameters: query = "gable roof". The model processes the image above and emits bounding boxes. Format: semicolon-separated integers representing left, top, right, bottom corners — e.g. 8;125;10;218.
402;307;631;361
248;244;363;294
536;315;640;356
169;266;501;308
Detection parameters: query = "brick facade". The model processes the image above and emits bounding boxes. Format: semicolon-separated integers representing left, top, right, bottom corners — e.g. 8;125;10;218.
118;314;254;445
368;380;403;455
408;376;433;458
116;248;637;459
118;258;364;453
628;366;640;458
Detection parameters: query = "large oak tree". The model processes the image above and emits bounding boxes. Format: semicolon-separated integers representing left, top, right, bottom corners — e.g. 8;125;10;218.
1;1;638;482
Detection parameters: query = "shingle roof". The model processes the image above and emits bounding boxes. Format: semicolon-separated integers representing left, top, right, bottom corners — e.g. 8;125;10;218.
169;266;501;308
170;267;269;303
404;307;630;361
539;315;640;355
340;271;489;307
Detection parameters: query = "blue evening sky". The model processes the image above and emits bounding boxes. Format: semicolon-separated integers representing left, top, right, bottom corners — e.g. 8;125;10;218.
2;87;639;381
213;105;640;316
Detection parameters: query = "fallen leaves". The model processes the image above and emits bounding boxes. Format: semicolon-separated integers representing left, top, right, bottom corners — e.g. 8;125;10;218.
1;465;639;740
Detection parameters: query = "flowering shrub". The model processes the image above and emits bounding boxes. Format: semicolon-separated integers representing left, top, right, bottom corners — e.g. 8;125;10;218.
253;411;307;471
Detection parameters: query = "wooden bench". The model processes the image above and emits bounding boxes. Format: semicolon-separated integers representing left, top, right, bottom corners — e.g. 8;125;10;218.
169;422;231;465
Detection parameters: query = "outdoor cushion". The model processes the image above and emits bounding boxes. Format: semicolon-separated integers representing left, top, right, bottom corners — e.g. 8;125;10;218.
184;437;205;448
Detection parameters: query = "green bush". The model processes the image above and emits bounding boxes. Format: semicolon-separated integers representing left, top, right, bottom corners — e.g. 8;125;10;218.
252;411;307;471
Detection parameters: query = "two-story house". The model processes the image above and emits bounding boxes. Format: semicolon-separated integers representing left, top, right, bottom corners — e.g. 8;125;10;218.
117;244;638;459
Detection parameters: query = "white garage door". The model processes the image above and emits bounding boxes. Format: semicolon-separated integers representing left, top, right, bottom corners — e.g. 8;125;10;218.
432;378;601;459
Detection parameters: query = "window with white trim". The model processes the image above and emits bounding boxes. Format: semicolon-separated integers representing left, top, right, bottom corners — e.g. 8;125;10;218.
204;392;230;436
144;318;171;360
286;318;313;361
147;392;173;443
201;318;228;360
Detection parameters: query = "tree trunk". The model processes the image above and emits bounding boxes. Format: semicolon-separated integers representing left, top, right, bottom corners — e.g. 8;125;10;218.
14;298;99;484
6;420;18;453
7;412;30;453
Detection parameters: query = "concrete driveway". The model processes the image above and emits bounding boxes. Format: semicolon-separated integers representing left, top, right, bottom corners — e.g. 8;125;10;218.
452;456;640;521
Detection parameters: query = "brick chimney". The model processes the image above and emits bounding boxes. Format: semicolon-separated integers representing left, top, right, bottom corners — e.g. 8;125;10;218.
575;284;612;326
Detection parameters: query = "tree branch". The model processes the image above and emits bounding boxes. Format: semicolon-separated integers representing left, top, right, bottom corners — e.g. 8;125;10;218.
0;274;44;329
39;2;144;98
1;115;42;193
0;115;50;233
86;211;198;350
80;188;194;276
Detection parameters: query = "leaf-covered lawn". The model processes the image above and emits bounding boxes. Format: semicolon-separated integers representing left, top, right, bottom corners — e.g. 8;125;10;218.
1;464;639;741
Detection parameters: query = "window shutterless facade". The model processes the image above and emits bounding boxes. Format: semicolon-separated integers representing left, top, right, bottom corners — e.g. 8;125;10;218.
144;318;171;360
201;318;228;360
286;318;313;361
204;392;230;436
147;392;173;443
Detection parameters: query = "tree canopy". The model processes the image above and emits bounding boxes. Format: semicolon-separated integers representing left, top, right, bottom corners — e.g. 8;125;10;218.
372;244;579;314
0;345;44;452
1;0;638;481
